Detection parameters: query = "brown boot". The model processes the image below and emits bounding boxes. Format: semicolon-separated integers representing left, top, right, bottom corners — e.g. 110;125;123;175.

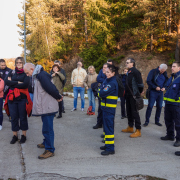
121;126;134;133
38;150;54;159
37;143;45;148
130;129;141;138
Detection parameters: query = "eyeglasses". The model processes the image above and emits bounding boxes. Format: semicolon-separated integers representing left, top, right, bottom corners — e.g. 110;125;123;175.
126;62;130;64
16;62;23;64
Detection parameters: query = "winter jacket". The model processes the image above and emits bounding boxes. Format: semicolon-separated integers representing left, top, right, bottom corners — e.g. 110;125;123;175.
164;71;180;106
83;72;98;88
97;69;106;83
99;76;118;114
125;67;144;97
0;78;4;98
52;71;65;94
0;66;11;80
71;68;87;87
147;67;168;91
32;65;62;116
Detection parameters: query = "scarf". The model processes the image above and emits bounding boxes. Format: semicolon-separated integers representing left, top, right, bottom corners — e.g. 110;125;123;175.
16;67;24;74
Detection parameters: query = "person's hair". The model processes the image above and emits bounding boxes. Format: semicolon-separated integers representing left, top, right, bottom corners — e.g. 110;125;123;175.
107;59;114;64
123;67;128;71
127;58;135;67
88;65;95;73
107;64;119;76
103;63;108;67
159;64;167;70
173;61;180;67
24;63;35;71
52;64;60;71
0;59;5;63
15;57;25;65
54;60;61;65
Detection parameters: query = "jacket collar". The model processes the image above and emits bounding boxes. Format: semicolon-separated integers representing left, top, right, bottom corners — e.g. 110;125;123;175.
106;76;115;82
172;71;180;78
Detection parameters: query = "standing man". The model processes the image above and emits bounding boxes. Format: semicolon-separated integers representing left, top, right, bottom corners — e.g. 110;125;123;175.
24;63;62;159
93;63;107;129
161;61;180;148
121;58;144;138
0;59;11;81
71;61;87;112
143;64;168;127
51;60;66;113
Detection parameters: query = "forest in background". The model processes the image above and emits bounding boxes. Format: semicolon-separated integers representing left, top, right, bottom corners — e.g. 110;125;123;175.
18;0;180;73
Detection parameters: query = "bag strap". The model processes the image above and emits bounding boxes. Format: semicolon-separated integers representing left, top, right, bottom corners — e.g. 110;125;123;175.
166;74;180;91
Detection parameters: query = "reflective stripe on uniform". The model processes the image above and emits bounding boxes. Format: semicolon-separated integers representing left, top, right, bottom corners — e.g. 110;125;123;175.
101;102;117;108
105;141;114;144
164;97;180;103
106;96;118;100
105;135;114;138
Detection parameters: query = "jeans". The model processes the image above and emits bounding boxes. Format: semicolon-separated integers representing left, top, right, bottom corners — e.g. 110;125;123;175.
145;90;163;123
87;88;96;112
0;98;3;126
8;99;28;131
41;114;55;153
120;96;126;117
73;87;85;109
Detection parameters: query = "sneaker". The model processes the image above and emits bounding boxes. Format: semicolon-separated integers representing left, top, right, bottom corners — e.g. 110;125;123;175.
143;122;148;127
19;135;26;144
160;135;174;141
81;108;84;111
71;108;76;112
121;116;126;119
174;140;180;147
37;143;45;148
101;150;115;156
155;122;162;126
38;150;54;159
93;124;102;129
0;125;2;130
10;135;18;144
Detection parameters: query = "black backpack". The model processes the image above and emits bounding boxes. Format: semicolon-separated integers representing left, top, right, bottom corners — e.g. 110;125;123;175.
116;75;125;97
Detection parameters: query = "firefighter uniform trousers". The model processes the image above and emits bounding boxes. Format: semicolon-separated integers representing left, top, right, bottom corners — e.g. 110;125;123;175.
164;71;180;141
99;76;118;152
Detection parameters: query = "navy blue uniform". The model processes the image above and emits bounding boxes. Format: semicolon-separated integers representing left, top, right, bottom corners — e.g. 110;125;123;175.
99;76;118;152
164;71;180;140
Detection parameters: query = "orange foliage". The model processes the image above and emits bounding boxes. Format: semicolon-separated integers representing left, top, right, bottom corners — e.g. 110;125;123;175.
4;58;15;70
38;59;54;72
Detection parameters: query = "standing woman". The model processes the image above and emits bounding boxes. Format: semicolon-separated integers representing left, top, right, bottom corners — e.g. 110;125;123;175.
98;64;118;156
51;64;65;118
84;66;98;115
0;74;4;130
4;57;31;144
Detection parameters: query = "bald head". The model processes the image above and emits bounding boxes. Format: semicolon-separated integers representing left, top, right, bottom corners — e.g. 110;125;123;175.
24;63;35;77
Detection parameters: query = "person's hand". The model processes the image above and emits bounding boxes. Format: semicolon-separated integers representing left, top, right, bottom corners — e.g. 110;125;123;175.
141;91;144;96
86;87;88;90
8;77;11;81
52;73;56;77
73;84;75;87
82;85;84;88
57;96;63;102
18;81;23;84
161;88;165;92
156;87;161;91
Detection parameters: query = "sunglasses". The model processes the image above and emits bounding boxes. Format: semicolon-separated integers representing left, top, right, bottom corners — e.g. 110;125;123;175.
16;62;23;64
126;62;132;64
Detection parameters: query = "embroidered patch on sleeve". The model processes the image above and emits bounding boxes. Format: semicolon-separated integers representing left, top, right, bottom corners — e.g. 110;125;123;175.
103;85;111;91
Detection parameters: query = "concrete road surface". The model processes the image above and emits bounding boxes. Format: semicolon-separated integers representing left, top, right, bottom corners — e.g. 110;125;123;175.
0;96;180;180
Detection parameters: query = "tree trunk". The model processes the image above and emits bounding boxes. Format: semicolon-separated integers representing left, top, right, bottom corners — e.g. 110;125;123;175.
169;0;172;34
175;20;180;61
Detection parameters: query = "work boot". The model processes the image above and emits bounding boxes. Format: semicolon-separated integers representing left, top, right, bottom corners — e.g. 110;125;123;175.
38;150;54;159
121;126;134;133
100;146;106;150
174;140;180;147
100;134;105;138
160;136;174;141
19;135;26;144
130;129;141;138
10;135;18;144
93;124;102;129
37;143;45;148
101;150;115;156
175;151;180;156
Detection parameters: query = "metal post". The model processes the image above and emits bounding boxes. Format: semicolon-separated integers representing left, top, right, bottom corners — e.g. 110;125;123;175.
24;0;26;63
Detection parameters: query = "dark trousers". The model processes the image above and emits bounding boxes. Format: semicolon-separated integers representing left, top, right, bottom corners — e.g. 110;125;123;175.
0;98;3;126
165;104;180;141
126;96;141;129
62;100;65;112
145;91;163;123
58;101;63;116
8;99;28;131
97;97;103;126
103;111;115;151
41;114;55;153
120;96;126;117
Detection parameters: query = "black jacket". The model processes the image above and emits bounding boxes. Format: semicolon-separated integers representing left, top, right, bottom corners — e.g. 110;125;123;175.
0;67;11;80
125;67;144;97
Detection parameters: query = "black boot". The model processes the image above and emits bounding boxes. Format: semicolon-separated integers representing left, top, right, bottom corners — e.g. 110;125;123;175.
93;124;102;129
174;140;180;147
57;114;62;118
10;135;18;144
175;151;180;156
101;150;115;156
100;146;106;150
160;135;174;141
100;134;105;138
19;135;26;144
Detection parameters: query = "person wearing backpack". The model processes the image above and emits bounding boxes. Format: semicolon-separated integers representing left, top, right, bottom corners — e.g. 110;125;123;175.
161;61;180;150
143;64;168;127
83;66;98;115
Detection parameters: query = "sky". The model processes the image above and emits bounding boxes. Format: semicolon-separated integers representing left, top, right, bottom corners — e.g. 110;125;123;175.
0;0;23;59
